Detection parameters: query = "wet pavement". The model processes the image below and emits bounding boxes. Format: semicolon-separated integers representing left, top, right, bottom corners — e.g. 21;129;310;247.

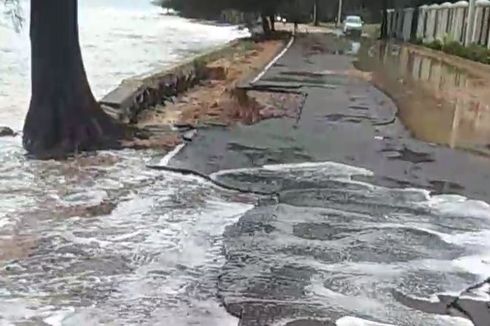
356;42;490;157
170;33;490;203
168;33;490;325
215;163;489;326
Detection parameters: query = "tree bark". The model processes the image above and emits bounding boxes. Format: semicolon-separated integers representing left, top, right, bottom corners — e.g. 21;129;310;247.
261;13;271;36
313;0;319;26
269;14;276;31
24;0;121;158
380;0;389;39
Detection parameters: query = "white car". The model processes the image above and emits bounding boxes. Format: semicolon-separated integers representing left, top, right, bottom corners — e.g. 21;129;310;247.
343;15;363;36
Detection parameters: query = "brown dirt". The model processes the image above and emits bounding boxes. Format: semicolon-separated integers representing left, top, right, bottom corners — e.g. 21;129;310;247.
136;39;289;131
0;235;36;262
122;132;182;151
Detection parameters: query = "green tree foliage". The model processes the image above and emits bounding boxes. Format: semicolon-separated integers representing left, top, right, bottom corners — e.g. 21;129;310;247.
161;0;286;19
161;0;290;35
159;0;226;19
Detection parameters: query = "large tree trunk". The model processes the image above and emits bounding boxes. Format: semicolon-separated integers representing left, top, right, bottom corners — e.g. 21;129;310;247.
261;13;271;36
268;14;276;32
313;0;319;26
380;0;389;39
24;0;121;158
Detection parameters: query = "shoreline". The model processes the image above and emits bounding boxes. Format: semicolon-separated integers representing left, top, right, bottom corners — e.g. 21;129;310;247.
0;33;294;157
101;33;295;153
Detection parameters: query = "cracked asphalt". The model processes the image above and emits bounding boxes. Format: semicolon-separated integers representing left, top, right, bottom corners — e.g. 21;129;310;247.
167;33;490;325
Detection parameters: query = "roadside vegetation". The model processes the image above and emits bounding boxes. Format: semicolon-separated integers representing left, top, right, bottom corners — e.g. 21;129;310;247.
378;0;490;65
420;38;490;65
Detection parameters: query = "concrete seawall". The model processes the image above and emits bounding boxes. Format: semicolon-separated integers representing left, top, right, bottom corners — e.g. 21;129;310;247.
100;40;242;123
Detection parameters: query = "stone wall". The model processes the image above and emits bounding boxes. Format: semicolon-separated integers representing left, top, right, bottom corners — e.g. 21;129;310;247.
100;40;241;123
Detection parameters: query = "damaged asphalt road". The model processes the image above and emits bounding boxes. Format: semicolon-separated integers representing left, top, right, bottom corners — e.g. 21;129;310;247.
166;33;490;325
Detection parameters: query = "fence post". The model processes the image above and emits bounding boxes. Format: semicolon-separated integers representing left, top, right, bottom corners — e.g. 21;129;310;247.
436;3;452;41
453;1;469;44
417;5;429;40
425;4;440;43
402;8;415;42
465;0;477;45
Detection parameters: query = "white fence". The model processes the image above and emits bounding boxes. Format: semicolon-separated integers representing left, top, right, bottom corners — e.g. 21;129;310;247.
386;0;490;48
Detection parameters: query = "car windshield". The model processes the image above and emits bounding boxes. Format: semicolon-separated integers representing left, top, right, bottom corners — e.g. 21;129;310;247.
346;17;361;23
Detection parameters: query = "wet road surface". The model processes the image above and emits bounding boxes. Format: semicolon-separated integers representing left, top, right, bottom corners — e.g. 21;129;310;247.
356;42;490;157
216;163;489;326
171;34;490;203
168;33;490;325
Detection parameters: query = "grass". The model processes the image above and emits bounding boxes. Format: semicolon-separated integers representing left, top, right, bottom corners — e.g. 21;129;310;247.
239;39;256;52
422;39;490;65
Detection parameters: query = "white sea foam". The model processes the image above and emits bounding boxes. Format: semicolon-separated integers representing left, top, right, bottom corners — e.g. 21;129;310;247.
58;190;109;207
461;281;490;301
43;307;75;326
307;275;386;316
433;316;475;326
0;217;11;228
158;143;186;166
0;2;250;325
2;135;490;326
336;316;394;326
64;196;253;325
427;195;490;220
451;255;490;279
368;222;490;251
262;161;373;176
212;161;374;180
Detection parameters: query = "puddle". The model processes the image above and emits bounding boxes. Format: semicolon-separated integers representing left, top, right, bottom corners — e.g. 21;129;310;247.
386;147;435;164
324;113;374;124
355;42;490;156
429;180;466;195
302;34;361;57
265;75;346;87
